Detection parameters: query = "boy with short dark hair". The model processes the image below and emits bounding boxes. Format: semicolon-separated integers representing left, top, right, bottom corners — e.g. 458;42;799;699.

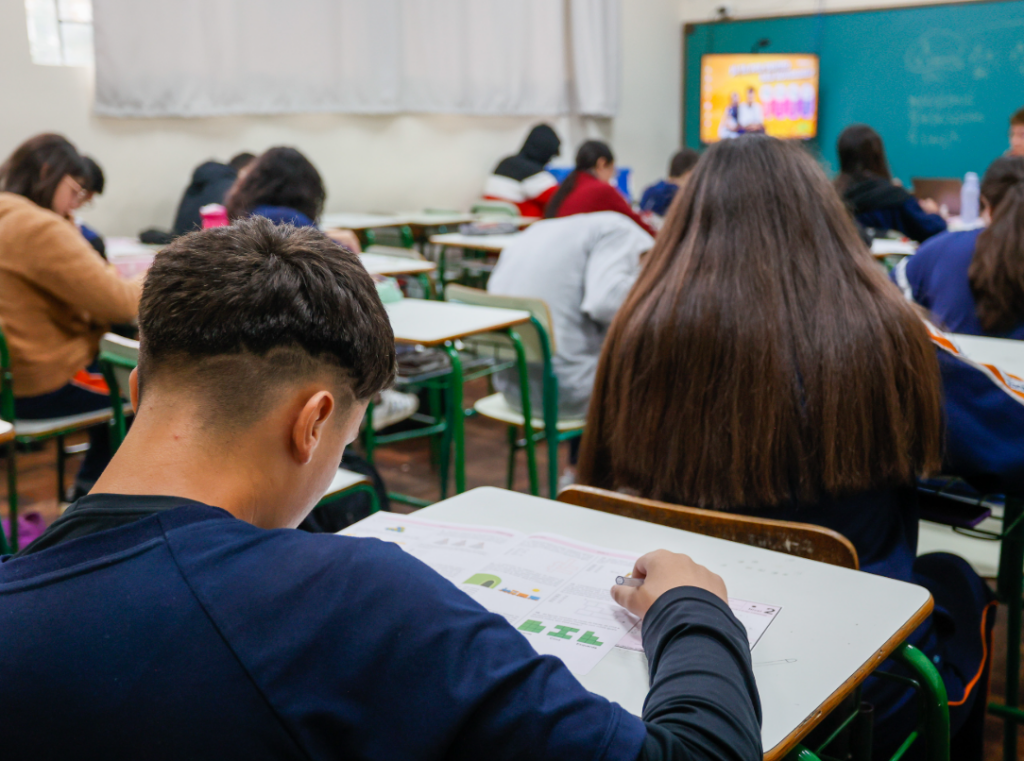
639;148;700;219
0;218;761;760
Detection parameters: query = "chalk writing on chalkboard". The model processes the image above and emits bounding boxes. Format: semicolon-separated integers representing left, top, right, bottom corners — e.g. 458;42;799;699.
905;29;966;81
908;95;985;149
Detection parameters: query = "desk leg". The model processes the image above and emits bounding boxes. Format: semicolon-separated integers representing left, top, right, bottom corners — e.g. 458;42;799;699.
506;328;538;495
783;747;821;761
894;642;950;761
442;342;465;494
997;496;1024;761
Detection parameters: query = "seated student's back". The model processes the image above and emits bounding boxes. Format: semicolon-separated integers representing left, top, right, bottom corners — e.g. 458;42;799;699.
835;124;947;242
488;212;653;419
893;155;1024;339
0;219;761;760
578;135;995;759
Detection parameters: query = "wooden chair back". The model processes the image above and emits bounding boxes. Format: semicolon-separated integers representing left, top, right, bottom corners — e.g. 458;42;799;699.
557;485;859;570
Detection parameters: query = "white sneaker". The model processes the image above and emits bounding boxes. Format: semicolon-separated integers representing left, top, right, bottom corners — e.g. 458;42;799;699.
373;390;420;431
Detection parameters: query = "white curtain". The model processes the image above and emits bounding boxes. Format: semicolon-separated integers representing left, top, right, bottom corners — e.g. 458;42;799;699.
92;0;620;118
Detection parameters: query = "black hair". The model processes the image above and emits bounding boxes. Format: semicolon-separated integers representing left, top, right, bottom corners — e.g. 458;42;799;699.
0;133;86;211
834;124;892;195
138;218;396;422
82;156;104;195
224;147;326;223
669;148;700;178
229;152;257;172
544;140;614;219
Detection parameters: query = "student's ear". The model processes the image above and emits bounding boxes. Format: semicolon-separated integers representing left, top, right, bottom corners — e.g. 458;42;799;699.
129;368;140;413
291;391;335;465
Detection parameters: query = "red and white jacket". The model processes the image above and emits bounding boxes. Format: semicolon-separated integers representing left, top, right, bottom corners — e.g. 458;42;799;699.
483;170;559;219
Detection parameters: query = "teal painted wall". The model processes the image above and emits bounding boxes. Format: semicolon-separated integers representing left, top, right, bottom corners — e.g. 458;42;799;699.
684;0;1024;181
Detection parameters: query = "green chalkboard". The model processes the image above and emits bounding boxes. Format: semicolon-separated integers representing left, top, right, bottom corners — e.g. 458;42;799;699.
684;0;1024;181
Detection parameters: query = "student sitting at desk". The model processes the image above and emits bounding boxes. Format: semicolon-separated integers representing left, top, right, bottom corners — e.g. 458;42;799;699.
578;135;995;760
488;212;653;478
893;155;1024;340
639;148;700;221
545;140;656;236
224;146;361;253
836;124;947;243
0;134;141;497
0;219;761;761
484;123;562;218
172;152;255;236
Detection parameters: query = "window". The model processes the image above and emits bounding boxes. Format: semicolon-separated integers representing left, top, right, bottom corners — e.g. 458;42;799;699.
25;0;94;66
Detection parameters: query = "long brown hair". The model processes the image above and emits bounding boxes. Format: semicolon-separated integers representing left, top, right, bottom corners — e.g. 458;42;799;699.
968;156;1024;333
0;134;86;211
577;135;942;511
834;124;892;195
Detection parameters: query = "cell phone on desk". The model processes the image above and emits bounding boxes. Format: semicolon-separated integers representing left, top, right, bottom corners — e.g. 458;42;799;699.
918;491;992;529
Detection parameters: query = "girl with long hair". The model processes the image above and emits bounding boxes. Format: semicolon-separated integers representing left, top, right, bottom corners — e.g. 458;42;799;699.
835;124;946;242
545;140;655;236
894;155;1024;338
579;135;1004;759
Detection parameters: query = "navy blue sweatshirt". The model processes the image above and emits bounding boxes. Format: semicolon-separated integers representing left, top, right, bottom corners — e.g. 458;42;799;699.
0;496;761;761
892;229;1024;340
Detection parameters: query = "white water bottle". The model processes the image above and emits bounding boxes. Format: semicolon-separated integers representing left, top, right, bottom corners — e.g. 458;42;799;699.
961;172;980;225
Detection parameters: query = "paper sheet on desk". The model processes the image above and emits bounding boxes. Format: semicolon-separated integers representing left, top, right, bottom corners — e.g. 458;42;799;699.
340;512;644;675
616;598;781;653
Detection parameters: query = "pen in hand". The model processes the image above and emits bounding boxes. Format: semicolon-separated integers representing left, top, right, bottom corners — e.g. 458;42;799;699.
615;576;643;587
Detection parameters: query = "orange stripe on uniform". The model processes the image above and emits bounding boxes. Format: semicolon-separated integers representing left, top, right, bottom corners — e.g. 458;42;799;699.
70;369;109;396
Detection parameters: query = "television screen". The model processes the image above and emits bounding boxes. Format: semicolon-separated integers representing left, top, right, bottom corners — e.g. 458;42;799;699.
699;54;820;143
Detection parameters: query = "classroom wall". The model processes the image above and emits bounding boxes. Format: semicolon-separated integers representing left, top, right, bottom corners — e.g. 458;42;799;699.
0;0;687;236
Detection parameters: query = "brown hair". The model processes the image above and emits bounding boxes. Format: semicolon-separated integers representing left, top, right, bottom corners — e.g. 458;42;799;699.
224;147;325;223
0;134;86;211
139;217;395;425
577;135;942;511
968;155;1024;333
834;124;892;195
1011;107;1024;127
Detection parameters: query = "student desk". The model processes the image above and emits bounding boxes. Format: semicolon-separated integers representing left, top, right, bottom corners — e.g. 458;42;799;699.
384;301;531;495
428;232;524;286
320;213;406;231
407;487;934;761
360;253;436;277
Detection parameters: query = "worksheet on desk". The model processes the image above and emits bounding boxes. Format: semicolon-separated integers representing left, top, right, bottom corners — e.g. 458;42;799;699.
340;512;779;675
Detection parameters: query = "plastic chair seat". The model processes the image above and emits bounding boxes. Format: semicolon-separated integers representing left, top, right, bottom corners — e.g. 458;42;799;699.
12;403;131;439
474;393;585;432
323;468;371;499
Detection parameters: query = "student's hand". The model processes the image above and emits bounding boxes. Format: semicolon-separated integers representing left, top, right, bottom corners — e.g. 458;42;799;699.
325;228;362;253
919;198;943;216
611;550;727;619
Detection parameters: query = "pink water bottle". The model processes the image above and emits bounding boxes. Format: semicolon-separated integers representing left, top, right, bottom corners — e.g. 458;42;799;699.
200;203;229;229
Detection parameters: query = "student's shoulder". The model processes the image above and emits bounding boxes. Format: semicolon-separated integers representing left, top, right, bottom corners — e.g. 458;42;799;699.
908;228;978;275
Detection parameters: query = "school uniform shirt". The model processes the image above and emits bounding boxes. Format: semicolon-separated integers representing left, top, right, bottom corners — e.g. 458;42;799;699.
0;193;141;397
639;180;679;218
484;125;562;218
173;161;238;236
554;172;657;237
892;229;1024;339
0;493;762;761
249;204;316;228
489;213;654;419
843;176;947;243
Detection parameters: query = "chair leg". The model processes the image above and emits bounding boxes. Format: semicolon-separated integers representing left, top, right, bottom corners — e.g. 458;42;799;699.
506;425;517;490
548;436;560;500
892;642;951;761
784;746;822;761
56;434;66;503
5;440;17;552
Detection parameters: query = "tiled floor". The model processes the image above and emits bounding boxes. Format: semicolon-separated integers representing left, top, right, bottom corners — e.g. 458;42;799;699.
2;378;1021;759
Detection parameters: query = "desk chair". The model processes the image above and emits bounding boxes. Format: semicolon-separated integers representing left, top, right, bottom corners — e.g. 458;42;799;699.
97;334;379;514
915;480;1024;761
446;285;583;498
364;244;437;299
471;200;519;217
0;325;126;551
558;485;952;761
363;226;414;249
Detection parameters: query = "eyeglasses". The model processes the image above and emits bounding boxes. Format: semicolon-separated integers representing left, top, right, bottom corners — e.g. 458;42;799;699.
65;176;90;203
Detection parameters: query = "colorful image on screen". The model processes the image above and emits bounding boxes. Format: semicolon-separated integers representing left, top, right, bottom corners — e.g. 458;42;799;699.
700;54;819;143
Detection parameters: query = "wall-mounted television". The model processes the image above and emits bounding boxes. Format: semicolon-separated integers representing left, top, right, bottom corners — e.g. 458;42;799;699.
699;54;820;143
